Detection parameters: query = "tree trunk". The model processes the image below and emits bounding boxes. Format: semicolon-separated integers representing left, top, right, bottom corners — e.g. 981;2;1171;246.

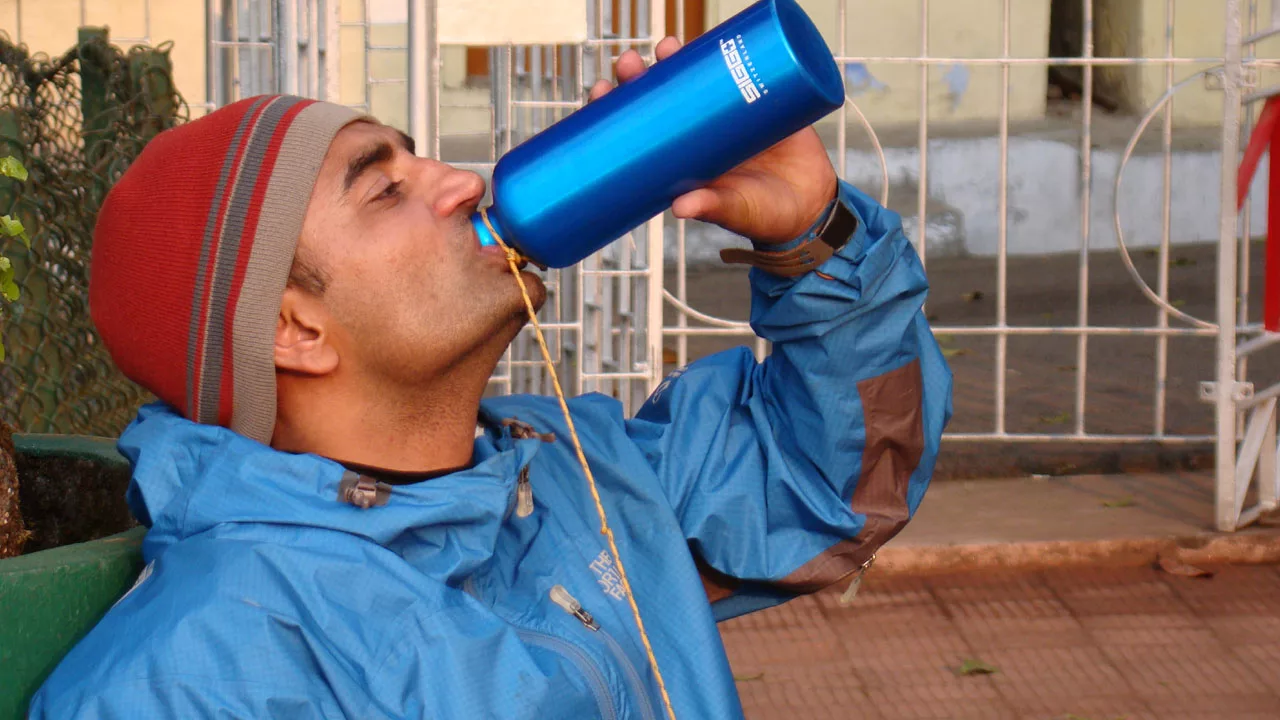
0;419;28;557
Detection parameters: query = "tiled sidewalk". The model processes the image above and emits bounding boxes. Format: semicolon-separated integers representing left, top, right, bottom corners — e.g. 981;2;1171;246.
722;564;1280;720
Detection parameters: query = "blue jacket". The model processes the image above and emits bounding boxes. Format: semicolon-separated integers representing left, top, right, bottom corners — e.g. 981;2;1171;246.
31;183;952;719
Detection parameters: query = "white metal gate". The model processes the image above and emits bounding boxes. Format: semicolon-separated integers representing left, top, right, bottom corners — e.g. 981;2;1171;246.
79;0;1280;531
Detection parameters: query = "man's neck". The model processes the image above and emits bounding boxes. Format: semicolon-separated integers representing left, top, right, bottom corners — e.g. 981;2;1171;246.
272;366;489;474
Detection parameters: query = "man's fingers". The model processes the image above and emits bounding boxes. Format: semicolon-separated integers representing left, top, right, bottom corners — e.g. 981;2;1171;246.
614;49;647;84
589;39;682;103
671;188;720;222
655;36;681;61
588;79;613;102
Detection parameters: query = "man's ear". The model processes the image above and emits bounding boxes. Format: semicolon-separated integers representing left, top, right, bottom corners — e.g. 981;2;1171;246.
275;286;339;376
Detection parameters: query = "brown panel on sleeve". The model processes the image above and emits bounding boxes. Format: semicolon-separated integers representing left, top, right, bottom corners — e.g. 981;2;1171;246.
772;358;925;594
694;552;741;604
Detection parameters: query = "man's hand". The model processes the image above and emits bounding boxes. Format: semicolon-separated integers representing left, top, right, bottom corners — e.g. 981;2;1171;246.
590;36;839;245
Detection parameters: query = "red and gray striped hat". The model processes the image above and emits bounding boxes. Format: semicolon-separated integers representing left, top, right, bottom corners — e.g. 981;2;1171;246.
90;95;362;444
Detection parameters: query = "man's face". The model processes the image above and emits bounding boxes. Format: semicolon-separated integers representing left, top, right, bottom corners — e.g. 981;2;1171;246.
290;120;545;387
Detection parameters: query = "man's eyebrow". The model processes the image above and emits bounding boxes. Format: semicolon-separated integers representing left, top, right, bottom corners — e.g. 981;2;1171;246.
343;141;395;195
396;130;416;155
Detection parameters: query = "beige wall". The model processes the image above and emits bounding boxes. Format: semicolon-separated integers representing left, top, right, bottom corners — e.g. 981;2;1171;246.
709;0;1052;128
1124;0;1280;126
338;0;489;137
0;0;1265;135
0;0;208;115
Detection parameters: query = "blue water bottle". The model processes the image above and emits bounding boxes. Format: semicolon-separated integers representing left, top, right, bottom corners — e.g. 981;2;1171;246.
471;0;844;269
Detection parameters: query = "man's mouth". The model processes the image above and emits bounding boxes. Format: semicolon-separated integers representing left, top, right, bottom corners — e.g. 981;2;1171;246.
474;229;530;271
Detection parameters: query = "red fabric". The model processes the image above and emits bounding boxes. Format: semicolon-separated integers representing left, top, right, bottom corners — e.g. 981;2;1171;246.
215;100;310;427
89;96;316;425
1269;110;1280;332
1235;97;1280;333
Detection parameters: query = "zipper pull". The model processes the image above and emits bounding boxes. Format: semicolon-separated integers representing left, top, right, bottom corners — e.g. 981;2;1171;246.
550;584;599;631
516;466;534;518
838;552;878;607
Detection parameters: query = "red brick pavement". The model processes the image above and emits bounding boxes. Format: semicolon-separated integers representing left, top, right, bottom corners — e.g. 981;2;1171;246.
721;564;1280;720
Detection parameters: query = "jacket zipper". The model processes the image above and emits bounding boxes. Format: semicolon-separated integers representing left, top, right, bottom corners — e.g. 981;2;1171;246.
552;586;659;720
516;631;618;720
515;465;534;518
464;577;617;720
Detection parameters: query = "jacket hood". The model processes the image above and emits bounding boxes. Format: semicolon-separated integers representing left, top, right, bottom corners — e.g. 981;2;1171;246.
119;402;541;581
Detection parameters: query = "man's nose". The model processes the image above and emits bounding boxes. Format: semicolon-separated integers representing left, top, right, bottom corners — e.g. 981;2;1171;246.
431;166;487;218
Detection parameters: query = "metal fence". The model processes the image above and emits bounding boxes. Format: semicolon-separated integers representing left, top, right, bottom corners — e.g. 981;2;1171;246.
0;28;186;435
6;0;1278;532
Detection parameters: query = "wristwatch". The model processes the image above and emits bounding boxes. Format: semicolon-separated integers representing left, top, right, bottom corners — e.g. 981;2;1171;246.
719;193;858;278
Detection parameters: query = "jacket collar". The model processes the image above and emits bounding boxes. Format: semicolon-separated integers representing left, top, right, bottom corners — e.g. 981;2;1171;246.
120;403;544;583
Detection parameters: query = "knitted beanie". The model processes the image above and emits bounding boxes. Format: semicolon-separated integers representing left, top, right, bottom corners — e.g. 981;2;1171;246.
90;95;363;444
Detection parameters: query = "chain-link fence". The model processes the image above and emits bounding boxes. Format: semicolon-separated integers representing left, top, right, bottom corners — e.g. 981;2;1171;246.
0;30;187;437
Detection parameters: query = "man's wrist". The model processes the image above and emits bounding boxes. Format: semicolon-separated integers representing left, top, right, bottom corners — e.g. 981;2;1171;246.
750;190;841;253
719;184;859;278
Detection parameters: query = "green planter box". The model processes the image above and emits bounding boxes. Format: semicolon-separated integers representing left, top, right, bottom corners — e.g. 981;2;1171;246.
0;435;142;720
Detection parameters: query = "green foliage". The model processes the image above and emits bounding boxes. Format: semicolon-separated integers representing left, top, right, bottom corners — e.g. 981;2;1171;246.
0;155;28;362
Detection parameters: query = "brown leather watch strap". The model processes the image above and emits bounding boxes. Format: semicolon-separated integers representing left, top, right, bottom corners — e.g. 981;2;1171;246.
719;242;836;278
719;195;858;278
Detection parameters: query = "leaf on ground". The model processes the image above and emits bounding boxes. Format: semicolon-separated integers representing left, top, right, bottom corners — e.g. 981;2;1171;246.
942;347;968;358
733;672;765;682
1057;365;1077;372
961;290;985;303
1171;256;1196;267
1157;552;1214;579
1171;299;1187;309
1039;412;1072;425
955;658;998;676
1101;496;1136;508
934;334;956;345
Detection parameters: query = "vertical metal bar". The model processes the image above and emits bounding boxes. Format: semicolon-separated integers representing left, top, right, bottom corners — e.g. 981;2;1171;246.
208;0;219;108
15;0;21;44
1239;0;1259;386
362;0;372;112
1154;0;1175;436
307;0;321;97
675;0;688;370
1075;0;1093;436
80;0;86;27
408;0;429;155
323;0;341;101
1261;403;1278;510
647;0;666;396
620;0;631;50
278;0;300;94
144;0;152;41
837;0;847;181
505;45;514;152
995;0;1010;436
239;0;252;99
1217;0;1244;531
917;0;929;267
531;46;544;133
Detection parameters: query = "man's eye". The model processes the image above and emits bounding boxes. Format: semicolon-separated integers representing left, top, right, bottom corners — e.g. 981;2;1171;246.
376;181;402;201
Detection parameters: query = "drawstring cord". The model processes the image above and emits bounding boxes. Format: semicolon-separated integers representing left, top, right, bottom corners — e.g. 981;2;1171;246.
479;208;679;720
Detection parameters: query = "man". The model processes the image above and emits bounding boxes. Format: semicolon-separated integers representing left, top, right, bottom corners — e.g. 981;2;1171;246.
31;39;950;718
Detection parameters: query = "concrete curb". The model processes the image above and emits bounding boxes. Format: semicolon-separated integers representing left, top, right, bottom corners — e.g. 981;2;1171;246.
874;528;1280;577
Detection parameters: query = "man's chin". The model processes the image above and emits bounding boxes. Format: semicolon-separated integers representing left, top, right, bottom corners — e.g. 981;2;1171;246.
513;271;548;313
